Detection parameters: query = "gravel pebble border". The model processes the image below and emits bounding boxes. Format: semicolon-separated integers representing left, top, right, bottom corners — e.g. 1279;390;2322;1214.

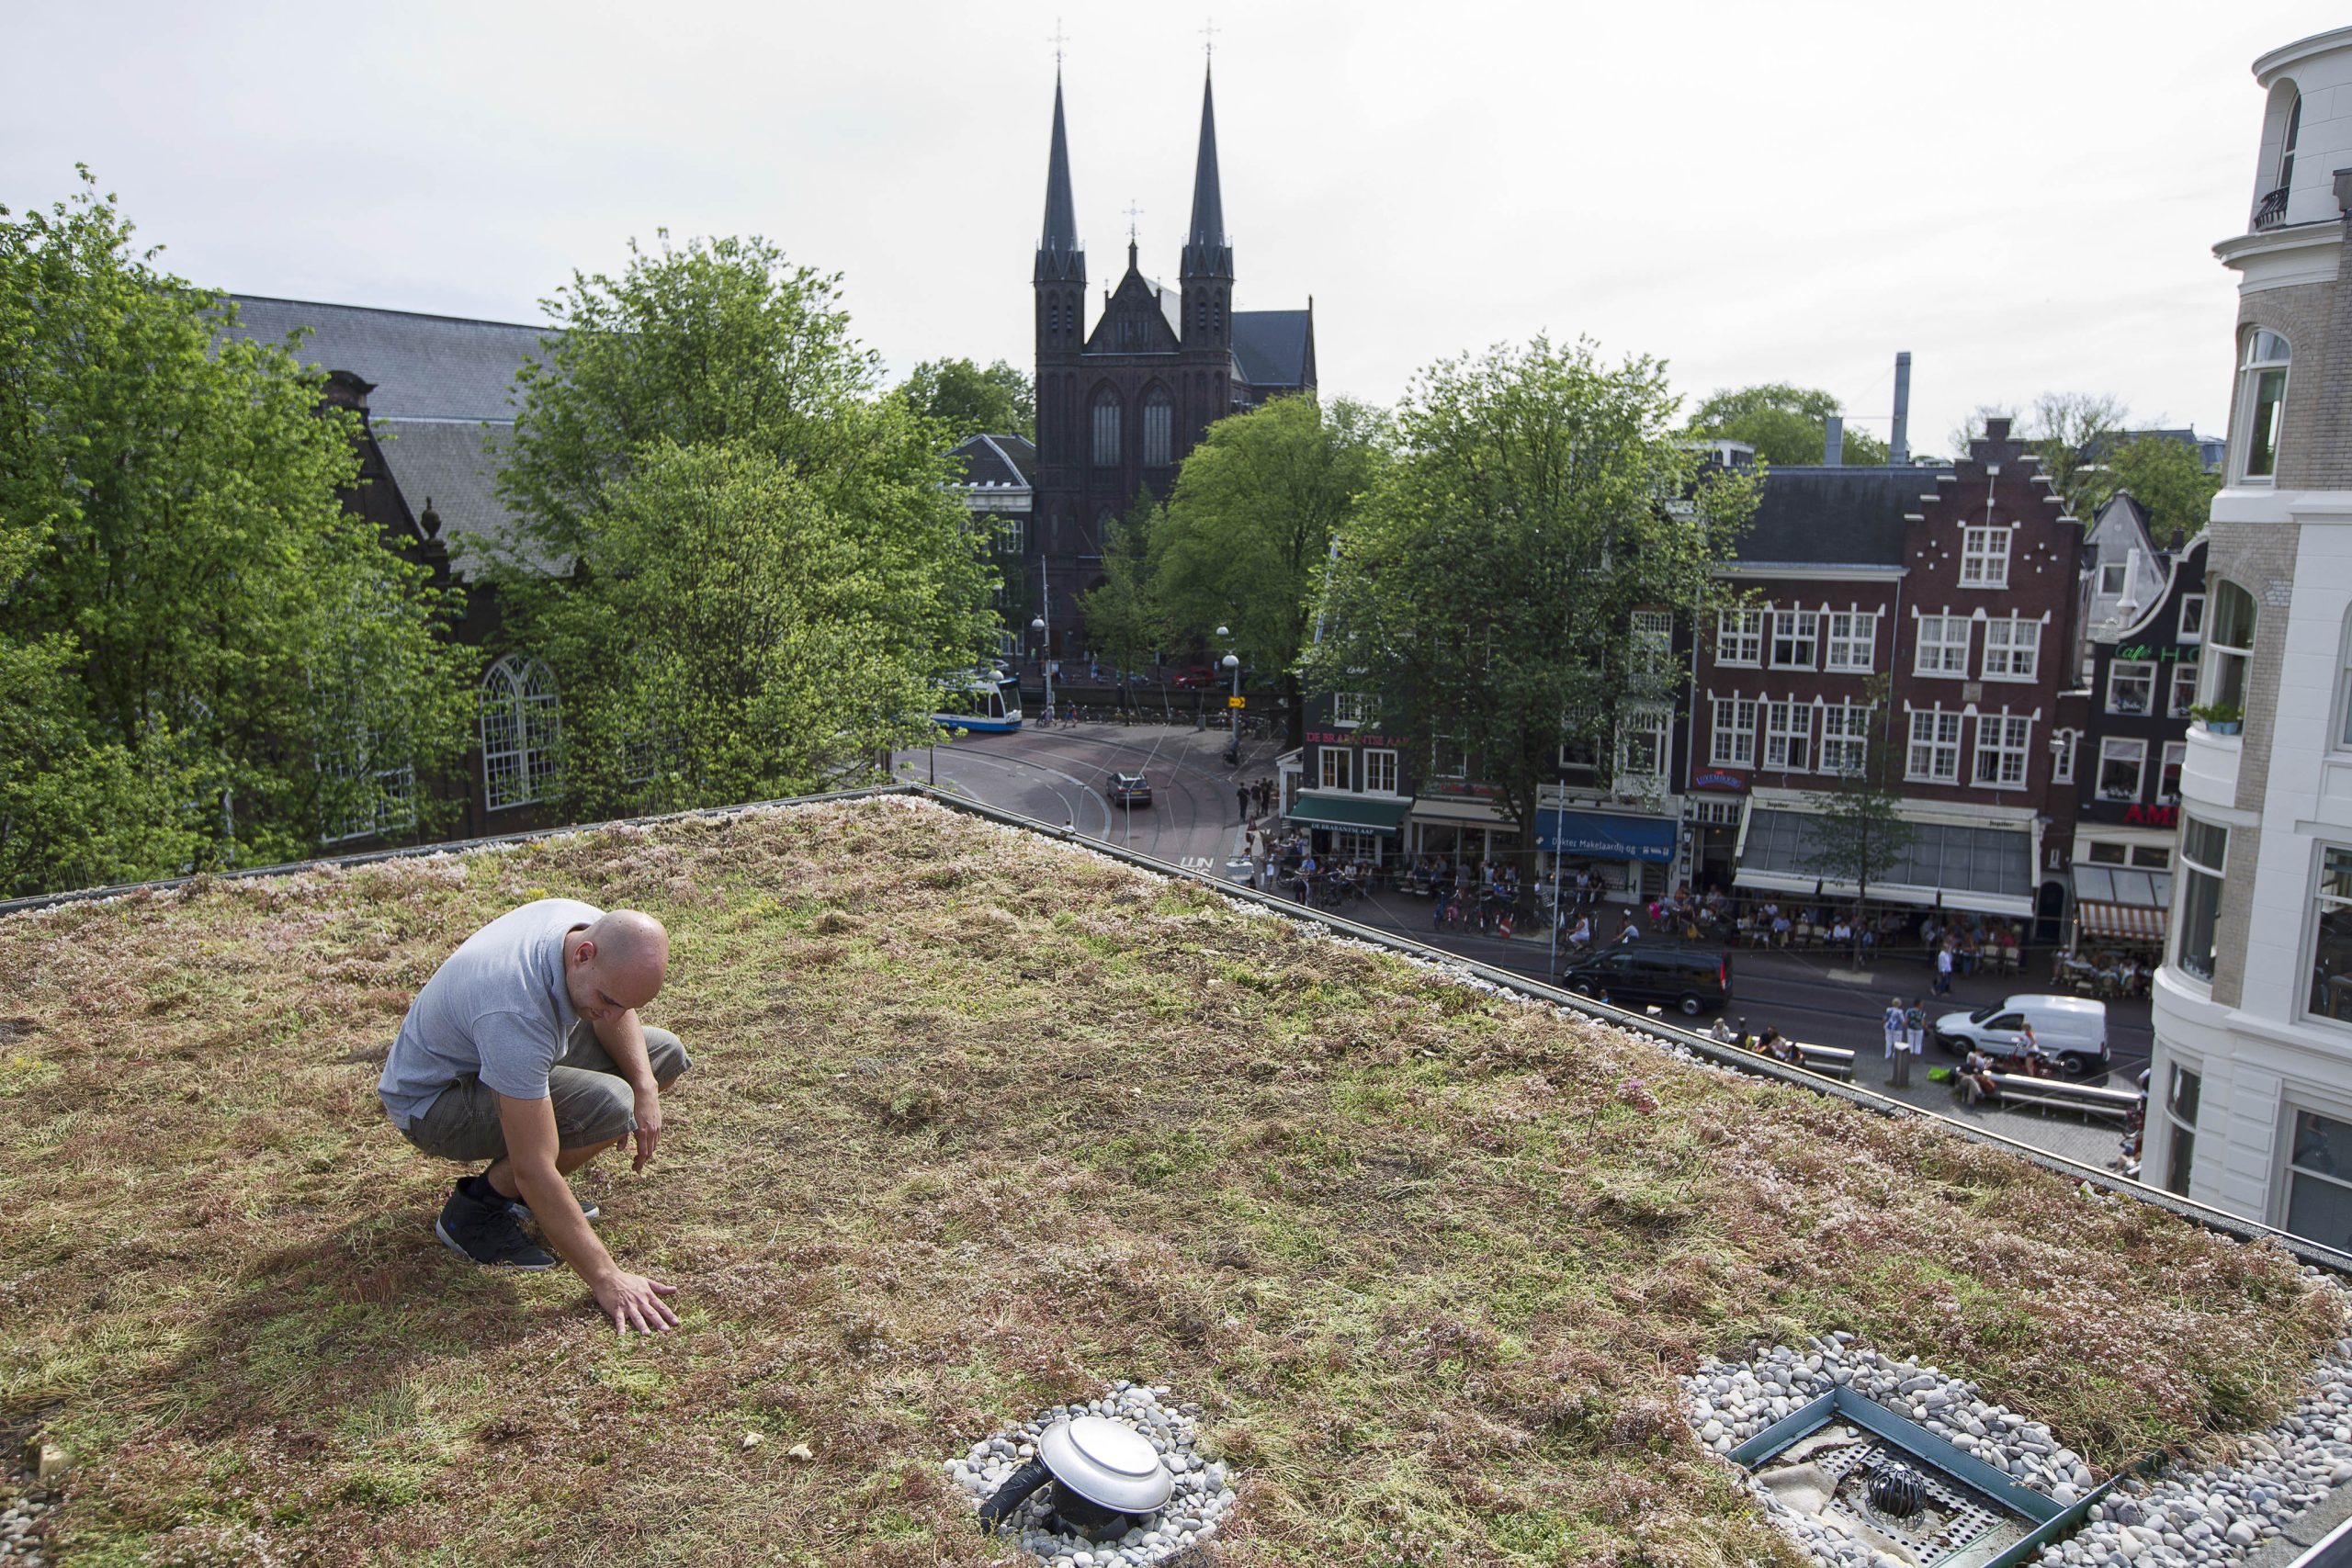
1681;1282;2352;1568
946;1382;1236;1566
0;1469;56;1567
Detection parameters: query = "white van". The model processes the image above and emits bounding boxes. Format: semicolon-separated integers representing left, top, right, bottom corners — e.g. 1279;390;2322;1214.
1933;995;2110;1077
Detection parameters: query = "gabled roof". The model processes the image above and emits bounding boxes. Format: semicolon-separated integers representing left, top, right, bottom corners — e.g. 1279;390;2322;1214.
221;296;545;423
1730;466;1922;569
948;434;1036;489
1232;309;1311;389
2086;491;2159;558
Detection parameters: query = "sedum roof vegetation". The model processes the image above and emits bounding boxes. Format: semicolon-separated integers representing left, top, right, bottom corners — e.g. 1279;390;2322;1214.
0;796;2339;1567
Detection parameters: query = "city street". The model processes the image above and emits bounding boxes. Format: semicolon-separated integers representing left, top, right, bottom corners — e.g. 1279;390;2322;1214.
896;718;2147;1170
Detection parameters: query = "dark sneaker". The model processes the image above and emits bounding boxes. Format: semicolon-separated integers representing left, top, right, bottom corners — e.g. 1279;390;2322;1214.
506;1191;600;1224
435;1179;558;1270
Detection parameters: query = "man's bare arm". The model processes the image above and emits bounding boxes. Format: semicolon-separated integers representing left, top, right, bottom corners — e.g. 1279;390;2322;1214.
493;1091;678;1334
593;1009;663;1171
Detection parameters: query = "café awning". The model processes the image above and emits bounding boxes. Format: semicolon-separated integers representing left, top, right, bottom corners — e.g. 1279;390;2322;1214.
1733;807;2035;918
1287;793;1411;832
1536;807;1678;863
2071;864;2171;944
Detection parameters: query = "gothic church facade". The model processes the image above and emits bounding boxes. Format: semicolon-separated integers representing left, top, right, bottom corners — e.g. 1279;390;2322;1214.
1028;67;1317;657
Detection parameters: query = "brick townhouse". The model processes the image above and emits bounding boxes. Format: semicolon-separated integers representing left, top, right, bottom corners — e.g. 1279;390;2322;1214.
1691;418;2086;935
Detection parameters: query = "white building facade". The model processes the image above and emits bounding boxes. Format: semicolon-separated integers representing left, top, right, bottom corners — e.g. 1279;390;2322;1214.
2147;27;2352;1256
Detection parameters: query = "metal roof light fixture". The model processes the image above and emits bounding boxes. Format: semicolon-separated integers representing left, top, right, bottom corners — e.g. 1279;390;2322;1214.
949;1382;1235;1561
978;1416;1174;1539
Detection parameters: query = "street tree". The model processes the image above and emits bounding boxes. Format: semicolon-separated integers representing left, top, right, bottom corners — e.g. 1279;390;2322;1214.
1303;338;1758;883
2093;434;2222;544
1796;676;1916;971
1151;395;1390;737
1077;489;1163;685
1950;392;2131;517
897;356;1035;443
488;231;999;812
0;173;473;896
1686;383;1889;466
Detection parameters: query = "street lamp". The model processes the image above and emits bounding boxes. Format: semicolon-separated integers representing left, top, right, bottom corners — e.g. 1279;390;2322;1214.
1221;651;1241;766
1031;573;1053;724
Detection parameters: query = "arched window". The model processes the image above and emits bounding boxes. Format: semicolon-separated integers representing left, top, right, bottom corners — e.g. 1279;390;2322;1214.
481;654;560;810
1142;387;1173;468
2201;581;2256;721
1091;386;1122;467
2237;329;2290;481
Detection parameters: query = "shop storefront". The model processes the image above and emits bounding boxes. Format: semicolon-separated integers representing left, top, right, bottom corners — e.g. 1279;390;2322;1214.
1286;792;1410;863
1408;792;1520;869
1537;805;1679;898
1734;805;2037;919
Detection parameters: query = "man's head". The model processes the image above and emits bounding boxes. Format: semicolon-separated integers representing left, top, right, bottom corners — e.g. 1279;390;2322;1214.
563;909;671;1023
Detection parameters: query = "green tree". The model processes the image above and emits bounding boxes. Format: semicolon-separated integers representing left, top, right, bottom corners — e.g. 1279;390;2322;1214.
1303;339;1758;880
897;357;1035;443
489;231;997;814
2094;434;2222;544
1077;489;1163;683
1950;392;2130;518
1152;395;1390;737
522;442;939;817
0;173;473;896
1796;676;1915;971
1686;383;1889;466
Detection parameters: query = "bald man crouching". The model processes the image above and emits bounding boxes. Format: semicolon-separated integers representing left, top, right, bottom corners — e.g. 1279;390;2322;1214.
378;898;690;1333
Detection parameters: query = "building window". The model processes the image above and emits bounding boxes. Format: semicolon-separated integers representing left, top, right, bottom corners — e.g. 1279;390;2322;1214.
2309;848;2352;1024
1770;610;1818;670
2175;817;2228;983
995;629;1017;659
481;654;560;811
1001;513;1026;555
2170;663;2199;719
2097;738;2146;803
2203;581;2256;716
2178;594;2206;642
1432;737;1468;780
2286;1110;2352;1250
320;738;417;844
1091;388;1122;467
2108;660;2156;716
2053;728;2077;784
1984;616;2040;681
2162;1064;2201;1197
2158;740;2187;804
1916;614;1971;676
2337;617;2352;750
1332;829;1381;863
1318;746;1351;792
1331;692;1368;728
2087;841;2128;864
1617;706;1669;781
1363;748;1399;795
1820;702;1871;775
2098;562;2130;596
1974;713;2032;789
1142;388;1173;468
1716;609;1762;667
1826;612;1876;672
1906;708;1961;783
1631;609;1674;679
1710;696;1756;766
1764;700;1813;772
1961;526;2011;588
2237;329;2290;482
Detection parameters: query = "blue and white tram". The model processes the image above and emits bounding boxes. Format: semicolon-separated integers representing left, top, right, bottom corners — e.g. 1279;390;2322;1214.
933;672;1023;734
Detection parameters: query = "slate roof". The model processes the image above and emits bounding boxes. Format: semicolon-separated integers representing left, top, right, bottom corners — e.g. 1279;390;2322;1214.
221;295;548;423
949;434;1036;490
1232;310;1311;389
1730;466;1927;570
371;420;555;572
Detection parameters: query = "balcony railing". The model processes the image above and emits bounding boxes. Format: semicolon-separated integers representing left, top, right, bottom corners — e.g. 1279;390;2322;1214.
2254;186;2290;231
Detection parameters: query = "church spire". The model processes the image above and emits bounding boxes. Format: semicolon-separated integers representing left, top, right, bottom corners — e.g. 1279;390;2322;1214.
1181;65;1230;279
1036;70;1084;284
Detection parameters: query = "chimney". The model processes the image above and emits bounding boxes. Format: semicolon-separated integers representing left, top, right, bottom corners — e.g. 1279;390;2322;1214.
1823;415;1845;466
1890;351;1912;465
1984;415;2014;444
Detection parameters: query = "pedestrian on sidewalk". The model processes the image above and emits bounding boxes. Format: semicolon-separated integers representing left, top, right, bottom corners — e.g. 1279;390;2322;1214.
1236;784;1250;823
1905;998;1928;1055
1882;998;1906;1059
1934;941;1954;996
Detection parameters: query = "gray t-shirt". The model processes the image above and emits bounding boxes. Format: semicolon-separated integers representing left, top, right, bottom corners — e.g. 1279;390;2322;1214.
379;898;601;1127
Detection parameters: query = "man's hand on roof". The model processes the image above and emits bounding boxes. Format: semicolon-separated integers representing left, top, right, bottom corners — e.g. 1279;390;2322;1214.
595;1269;680;1336
631;1083;663;1173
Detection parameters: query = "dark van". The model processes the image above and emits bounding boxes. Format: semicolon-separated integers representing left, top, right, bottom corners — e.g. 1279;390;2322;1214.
1556;942;1731;1017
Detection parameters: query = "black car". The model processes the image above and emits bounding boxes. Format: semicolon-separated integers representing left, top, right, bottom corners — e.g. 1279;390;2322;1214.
1555;942;1731;1017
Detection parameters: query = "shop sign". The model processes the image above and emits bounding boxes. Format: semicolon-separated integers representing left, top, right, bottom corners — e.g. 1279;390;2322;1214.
2122;804;2178;828
2116;642;2198;664
1305;730;1403;747
1691;770;1747;793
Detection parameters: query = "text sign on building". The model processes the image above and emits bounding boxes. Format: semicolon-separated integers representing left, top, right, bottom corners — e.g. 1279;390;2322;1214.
1691;771;1748;793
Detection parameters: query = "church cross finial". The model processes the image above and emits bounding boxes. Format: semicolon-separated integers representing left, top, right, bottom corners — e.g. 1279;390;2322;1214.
1124;200;1144;243
1048;17;1069;66
1200;18;1218;59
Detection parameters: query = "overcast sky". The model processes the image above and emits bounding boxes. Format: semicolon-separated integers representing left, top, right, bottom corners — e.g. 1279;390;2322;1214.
6;2;2339;456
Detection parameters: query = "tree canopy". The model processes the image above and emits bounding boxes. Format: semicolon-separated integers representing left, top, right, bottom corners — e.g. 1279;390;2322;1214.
489;231;998;816
0;173;473;896
2100;433;2221;545
896;357;1035;444
1076;489;1164;680
1686;382;1888;467
1304;338;1758;871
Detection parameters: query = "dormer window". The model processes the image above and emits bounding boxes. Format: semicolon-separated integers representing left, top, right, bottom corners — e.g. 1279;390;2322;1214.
2237;330;2290;482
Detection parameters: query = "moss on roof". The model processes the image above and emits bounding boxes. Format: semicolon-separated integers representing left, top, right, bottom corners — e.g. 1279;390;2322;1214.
0;797;2337;1566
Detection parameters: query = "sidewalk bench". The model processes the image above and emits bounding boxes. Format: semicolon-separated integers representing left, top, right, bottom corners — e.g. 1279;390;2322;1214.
1794;1043;1856;1081
1969;1072;2141;1122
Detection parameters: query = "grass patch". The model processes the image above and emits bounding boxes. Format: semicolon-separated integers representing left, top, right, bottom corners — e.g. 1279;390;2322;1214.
0;797;2339;1566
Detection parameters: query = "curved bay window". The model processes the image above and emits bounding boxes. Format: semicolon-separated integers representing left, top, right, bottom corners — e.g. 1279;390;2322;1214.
1091;387;1122;468
2202;581;2257;718
2161;1063;2201;1197
2174;817;2228;984
2236;330;2289;481
2310;848;2352;1024
481;654;560;810
1141;388;1173;468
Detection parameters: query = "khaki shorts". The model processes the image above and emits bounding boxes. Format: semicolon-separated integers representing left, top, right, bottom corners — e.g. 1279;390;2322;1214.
400;1021;691;1162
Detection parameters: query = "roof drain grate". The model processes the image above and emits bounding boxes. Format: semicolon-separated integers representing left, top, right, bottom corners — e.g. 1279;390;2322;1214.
1732;1387;2122;1568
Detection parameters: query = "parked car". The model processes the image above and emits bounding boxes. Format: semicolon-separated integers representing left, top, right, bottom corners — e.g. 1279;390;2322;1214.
1556;942;1731;1017
1106;772;1152;807
1933;995;2109;1077
1170;665;1221;688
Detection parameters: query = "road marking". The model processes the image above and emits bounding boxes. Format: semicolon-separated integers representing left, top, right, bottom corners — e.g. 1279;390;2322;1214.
1180;856;1213;869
